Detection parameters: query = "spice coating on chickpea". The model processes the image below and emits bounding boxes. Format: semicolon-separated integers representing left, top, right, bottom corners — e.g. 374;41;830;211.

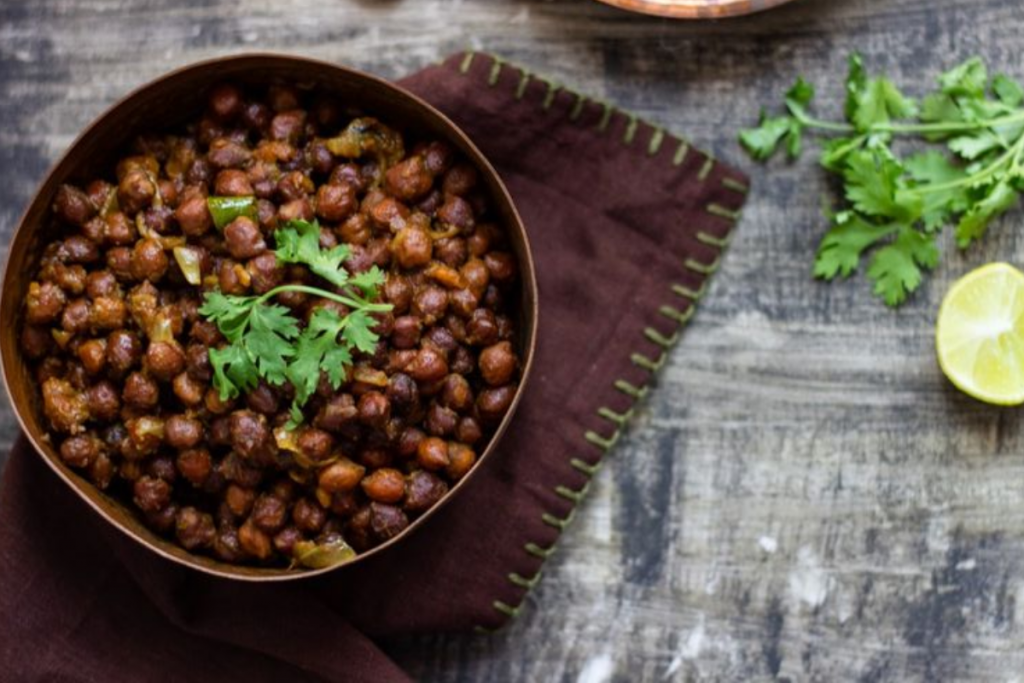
23;82;523;568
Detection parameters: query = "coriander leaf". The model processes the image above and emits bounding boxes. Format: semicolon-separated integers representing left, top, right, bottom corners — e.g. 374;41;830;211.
961;98;1014;124
993;73;1024;106
786;77;815;107
273;218;317;263
201;222;394;423
306;306;344;337
814;213;896;279
845;57;917;132
819;136;865;172
275;219;353;289
782;81;816;158
844;53;868;122
742;53;1024;307
919;93;965;141
939;57;988;98
209;345;258;400
920;93;963;123
739;114;795;161
904;151;969;230
341;309;380;355
249;302;300;341
866;228;939;306
322;344;353;389
854;78;917;131
289;403;305;430
843;150;922;221
904;150;965;184
285;330;335;419
284;307;356;426
948;130;1004;160
310;245;352;287
956;180;1018;247
786;126;804;158
994;123;1024;149
348;266;386;299
246;303;299;385
198;292;257;343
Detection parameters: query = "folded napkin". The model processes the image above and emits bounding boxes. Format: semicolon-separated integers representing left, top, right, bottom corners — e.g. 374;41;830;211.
0;52;748;681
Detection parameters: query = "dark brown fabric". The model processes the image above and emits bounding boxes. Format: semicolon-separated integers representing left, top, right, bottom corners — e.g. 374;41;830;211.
0;53;747;680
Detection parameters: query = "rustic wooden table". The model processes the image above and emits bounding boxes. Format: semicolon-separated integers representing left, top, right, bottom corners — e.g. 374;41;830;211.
3;0;1024;680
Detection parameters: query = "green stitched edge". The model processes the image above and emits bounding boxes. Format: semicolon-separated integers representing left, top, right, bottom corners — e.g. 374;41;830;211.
631;351;665;372
697;231;731;249
456;50;743;631
644;327;679;348
698;156;716;181
569;94;586;121
584;429;618;451
542;509;576;529
542;80;559;110
615;379;648;399
722;177;749;194
570;458;600;476
509;571;543;589
707;203;741;221
597;406;632;426
660;304;695;325
684;255;721;275
672;281;706;300
673;140;690;166
555;483;589;502
493;601;521;618
515;68;530;100
648;129;665;156
474;50;704;166
623;116;639;145
525;541;557;558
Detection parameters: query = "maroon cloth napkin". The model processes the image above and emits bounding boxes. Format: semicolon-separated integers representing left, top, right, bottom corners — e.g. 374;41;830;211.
0;52;747;681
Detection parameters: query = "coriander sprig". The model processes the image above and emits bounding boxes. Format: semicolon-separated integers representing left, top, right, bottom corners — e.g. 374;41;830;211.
741;55;1024;306
199;218;392;427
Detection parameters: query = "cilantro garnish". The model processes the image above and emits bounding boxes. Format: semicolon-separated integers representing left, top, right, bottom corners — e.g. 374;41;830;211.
198;219;392;427
741;55;1024;306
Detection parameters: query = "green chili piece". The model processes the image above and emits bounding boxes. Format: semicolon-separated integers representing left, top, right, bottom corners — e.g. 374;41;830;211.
206;195;258;231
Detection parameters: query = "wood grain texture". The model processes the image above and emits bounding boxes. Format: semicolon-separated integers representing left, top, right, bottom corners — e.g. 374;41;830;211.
3;0;1024;680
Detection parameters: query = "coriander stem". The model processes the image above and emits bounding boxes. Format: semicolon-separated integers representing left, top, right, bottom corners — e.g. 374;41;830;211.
1011;132;1024;174
792;108;1024;136
876;111;1024;134
791;112;855;133
255;284;392;313
913;133;1024;195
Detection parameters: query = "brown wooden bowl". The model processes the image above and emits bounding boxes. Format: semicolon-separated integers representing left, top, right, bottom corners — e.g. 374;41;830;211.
594;0;797;18
0;54;538;581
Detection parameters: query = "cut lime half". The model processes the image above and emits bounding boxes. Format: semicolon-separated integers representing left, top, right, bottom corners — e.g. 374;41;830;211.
936;262;1024;406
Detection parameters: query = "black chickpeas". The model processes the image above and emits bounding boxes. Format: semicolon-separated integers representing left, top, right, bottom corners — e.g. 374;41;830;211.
23;81;523;568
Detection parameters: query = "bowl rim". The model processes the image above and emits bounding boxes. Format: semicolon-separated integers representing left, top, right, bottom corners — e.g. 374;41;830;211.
0;52;539;581
593;0;796;18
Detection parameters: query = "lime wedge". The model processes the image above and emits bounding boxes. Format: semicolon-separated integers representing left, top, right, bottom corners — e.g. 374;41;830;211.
936;262;1024;405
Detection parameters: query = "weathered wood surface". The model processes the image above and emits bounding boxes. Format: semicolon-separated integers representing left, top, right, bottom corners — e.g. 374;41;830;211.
4;0;1024;680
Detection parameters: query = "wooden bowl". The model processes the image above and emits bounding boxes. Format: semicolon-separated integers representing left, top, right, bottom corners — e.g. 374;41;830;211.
595;0;797;18
0;54;538;581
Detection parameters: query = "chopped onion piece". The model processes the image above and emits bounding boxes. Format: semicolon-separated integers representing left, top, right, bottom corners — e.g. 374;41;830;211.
172;246;202;285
